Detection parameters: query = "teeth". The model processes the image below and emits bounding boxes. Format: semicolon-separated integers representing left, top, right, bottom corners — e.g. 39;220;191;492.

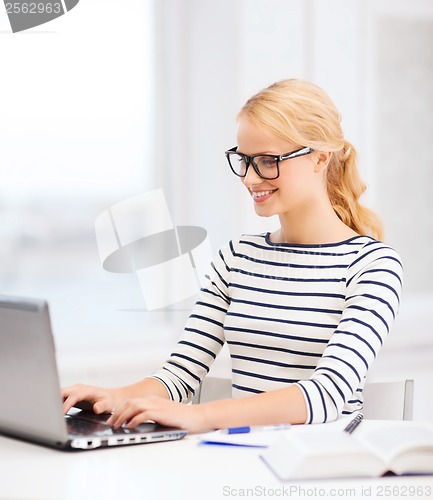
252;190;274;198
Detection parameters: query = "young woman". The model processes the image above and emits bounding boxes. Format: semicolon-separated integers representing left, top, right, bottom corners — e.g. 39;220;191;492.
62;79;403;432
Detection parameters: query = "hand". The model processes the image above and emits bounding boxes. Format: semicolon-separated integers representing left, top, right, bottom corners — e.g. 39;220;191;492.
107;395;208;433
62;383;118;415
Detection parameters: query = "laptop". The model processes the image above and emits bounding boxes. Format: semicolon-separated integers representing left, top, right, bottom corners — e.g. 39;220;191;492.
0;294;187;450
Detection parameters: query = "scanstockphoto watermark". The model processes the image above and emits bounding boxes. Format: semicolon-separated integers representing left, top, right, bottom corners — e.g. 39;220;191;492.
222;485;359;497
221;483;433;497
3;0;79;33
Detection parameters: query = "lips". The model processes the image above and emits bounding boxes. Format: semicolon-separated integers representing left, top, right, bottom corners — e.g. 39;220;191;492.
250;189;277;203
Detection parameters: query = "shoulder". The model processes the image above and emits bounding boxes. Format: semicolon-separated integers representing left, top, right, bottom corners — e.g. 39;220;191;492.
347;236;403;287
219;233;269;257
349;236;402;268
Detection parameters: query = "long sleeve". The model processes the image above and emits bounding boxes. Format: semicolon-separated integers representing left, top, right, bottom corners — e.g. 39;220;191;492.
150;244;234;402
296;240;403;423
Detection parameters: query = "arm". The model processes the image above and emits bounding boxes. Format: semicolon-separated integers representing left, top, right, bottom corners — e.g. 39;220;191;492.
295;240;403;423
107;384;307;432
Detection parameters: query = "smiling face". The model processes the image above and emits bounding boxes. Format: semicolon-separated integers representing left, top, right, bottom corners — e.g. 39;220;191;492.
236;114;330;219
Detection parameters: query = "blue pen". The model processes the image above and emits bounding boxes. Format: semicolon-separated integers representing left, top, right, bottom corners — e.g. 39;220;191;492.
223;424;291;434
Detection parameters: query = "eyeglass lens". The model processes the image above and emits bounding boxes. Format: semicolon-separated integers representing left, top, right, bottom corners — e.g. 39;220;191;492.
228;154;279;179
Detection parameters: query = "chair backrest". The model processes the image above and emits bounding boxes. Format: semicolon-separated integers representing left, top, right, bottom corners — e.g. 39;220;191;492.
192;376;231;404
362;379;414;420
193;376;414;421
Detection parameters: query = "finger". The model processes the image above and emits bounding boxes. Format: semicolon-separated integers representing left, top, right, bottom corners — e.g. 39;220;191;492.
108;402;145;428
93;398;115;415
61;384;102;414
126;412;153;429
107;408;131;428
63;396;76;414
63;392;84;414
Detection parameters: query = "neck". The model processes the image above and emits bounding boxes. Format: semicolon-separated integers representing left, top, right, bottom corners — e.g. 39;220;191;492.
272;199;358;245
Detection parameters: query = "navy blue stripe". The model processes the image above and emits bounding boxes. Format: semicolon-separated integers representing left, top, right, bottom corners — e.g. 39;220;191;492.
231;353;316;370
347;398;362;405
332;330;376;357
224;325;329;344
170;353;210;372
231;267;346;283
318;372;346;403
176;377;191;398
358;267;403;286
327;342;369;369
239;238;363;256
321;354;361;382
346;262;402;288
310;379;327;423
346;305;389;332
211;262;229;289
189;314;224;329
357;280;400;304
162;367;195;394
348;244;393;269
218;248;231;273
315;367;353;393
229;282;345;300
230;297;342;315
227;340;322;358
231;249;348;269
346;293;396;319
166;361;202;383
173;383;183;401
297;384;314;424
232;383;262;394
227;311;338;330
184;327;225;346
152;376;174;400
232;368;298;384
319;382;339;412
196;300;227;314
339;317;383;345
178;340;217;359
202;287;230;305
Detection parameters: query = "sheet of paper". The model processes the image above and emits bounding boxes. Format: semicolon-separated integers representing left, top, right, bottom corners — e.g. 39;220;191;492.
198;429;292;448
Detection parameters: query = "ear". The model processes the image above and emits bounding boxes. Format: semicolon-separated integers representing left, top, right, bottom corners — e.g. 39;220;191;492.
313;151;332;173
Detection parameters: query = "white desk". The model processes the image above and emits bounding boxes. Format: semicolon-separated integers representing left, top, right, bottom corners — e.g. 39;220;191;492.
1;421;432;500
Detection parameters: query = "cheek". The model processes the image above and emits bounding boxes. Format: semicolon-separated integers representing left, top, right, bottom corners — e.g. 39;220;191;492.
275;170;313;199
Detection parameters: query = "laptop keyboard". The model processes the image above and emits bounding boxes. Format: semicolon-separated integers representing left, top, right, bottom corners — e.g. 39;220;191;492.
65;416;115;436
65;412;157;436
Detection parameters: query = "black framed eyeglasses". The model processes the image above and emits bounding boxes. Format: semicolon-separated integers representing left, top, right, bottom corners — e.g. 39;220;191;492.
225;146;314;180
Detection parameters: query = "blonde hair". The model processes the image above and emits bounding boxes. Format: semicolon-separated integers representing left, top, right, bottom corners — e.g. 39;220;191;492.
239;79;383;240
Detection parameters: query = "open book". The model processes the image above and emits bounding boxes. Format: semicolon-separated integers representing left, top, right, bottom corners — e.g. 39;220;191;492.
261;422;433;480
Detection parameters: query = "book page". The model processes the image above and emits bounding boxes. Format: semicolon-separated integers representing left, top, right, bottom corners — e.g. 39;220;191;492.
261;428;386;480
359;424;433;471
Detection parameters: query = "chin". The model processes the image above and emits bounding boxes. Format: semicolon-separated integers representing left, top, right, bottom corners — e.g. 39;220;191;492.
254;206;277;218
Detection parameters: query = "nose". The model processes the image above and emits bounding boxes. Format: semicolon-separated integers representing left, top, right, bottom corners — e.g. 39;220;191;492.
242;162;263;188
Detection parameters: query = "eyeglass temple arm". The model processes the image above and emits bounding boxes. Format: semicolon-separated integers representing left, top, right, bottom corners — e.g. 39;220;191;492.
280;147;314;160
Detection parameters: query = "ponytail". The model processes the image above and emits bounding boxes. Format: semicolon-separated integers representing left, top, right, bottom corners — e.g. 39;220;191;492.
327;140;384;240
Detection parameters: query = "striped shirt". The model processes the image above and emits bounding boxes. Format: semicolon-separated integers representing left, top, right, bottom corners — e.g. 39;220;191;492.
151;233;403;424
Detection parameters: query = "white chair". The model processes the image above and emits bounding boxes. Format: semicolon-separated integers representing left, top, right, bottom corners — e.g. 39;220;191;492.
193;376;414;421
362;379;414;420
